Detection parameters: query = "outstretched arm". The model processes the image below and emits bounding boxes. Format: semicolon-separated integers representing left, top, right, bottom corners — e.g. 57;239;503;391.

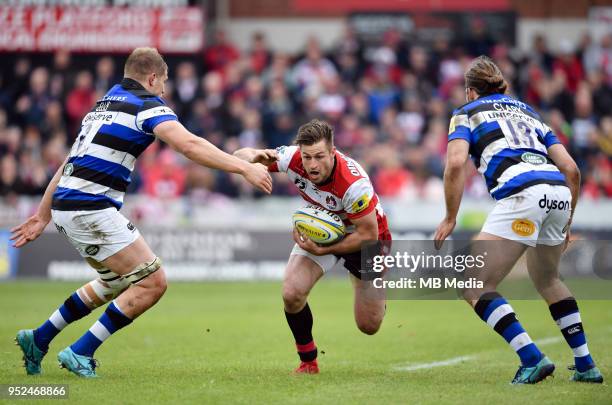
154;120;272;194
233;147;279;166
10;156;68;247
434;139;470;249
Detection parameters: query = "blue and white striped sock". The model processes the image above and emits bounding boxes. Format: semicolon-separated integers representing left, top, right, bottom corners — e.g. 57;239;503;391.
71;301;132;357
549;297;595;372
474;292;543;367
33;292;91;352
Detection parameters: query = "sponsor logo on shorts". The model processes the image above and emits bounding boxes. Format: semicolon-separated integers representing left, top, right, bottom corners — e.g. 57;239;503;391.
511;219;536;237
521;152;547;165
85;245;100;256
562;221;570;234
127;222;136;232
63;163;74;176
538;194;570;213
55;224;67;236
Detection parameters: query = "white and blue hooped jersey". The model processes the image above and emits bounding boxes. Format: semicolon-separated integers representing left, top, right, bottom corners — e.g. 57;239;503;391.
52;78;177;211
448;93;566;200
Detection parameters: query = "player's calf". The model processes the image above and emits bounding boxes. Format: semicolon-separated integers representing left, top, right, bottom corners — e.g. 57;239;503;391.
473;292;545;373
61;258;164;377
548;297;602;382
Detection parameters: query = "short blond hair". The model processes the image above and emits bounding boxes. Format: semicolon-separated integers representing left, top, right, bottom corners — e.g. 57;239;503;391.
124;47;167;81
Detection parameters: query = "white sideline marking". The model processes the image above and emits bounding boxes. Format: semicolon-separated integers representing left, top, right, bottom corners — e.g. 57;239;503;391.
533;336;563;346
394;356;476;371
394;336;563;372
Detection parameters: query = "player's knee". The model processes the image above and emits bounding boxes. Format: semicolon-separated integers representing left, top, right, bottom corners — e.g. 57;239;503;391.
532;273;560;293
282;285;307;312
356;318;381;335
148;268;167;300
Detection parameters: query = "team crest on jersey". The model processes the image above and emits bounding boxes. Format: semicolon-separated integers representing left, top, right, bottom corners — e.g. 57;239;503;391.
521;152;546;165
63;163;74;176
511;219;535;237
325;196;337;209
351;194;370;213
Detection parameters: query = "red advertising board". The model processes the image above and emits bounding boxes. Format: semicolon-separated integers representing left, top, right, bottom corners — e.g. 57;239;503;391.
0;6;204;53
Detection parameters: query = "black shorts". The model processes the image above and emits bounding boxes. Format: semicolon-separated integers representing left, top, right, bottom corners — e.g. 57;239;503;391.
336;230;392;280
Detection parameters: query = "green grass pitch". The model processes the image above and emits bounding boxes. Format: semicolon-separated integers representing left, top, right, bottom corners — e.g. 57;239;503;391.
0;280;610;404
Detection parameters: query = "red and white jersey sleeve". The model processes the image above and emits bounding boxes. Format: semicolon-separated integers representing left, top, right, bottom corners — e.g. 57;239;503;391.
268;145;299;173
342;178;376;220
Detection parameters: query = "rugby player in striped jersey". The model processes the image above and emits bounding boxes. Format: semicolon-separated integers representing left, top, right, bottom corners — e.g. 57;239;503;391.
434;56;602;384
12;47;272;378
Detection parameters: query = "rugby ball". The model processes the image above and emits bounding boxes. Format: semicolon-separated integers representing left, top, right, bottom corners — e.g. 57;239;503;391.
292;205;346;245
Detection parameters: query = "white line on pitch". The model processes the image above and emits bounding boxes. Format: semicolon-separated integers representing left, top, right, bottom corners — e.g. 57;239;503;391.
394;355;476;371
533;336;563;346
394;336;563;372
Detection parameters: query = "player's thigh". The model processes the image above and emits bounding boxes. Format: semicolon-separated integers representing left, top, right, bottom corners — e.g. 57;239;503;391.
283;251;326;298
52;208;153;275
537;185;571;246
462;232;527;302
525;243;564;287
351;274;385;318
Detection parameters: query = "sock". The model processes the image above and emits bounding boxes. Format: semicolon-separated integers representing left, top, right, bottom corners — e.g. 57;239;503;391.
71;301;132;357
33;292;92;352
285;303;317;362
549;297;595;372
474;292;542;367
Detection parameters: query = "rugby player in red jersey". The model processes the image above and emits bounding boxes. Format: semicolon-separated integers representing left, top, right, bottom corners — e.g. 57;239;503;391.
235;119;391;374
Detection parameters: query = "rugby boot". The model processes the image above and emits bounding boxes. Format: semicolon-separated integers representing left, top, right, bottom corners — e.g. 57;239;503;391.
569;365;603;383
15;329;46;375
294;359;319;374
511;355;555;384
57;347;98;378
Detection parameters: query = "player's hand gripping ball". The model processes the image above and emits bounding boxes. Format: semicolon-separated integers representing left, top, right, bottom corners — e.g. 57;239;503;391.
292;205;346;245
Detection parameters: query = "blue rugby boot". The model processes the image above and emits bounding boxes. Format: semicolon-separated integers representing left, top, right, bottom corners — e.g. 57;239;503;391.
569;365;604;383
57;347;98;378
511;355;555;384
15;329;46;375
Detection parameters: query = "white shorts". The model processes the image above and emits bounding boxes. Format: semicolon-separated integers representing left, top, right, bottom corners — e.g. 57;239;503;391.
481;184;571;247
291;244;339;273
51;208;140;262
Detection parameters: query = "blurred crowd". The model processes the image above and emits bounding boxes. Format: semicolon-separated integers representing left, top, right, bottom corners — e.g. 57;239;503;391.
0;25;611;205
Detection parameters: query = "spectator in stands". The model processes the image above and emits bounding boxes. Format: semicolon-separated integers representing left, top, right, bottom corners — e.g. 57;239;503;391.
65;70;96;139
16;67;52;128
292;36;338;97
94;56;117;96
204;29;240;74
174;61;199;118
249;31;272;74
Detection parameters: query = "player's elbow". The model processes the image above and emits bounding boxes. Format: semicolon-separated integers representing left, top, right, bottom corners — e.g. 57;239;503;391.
358;224;378;242
178;137;199;159
445;155;465;172
444;161;464;180
559;160;580;181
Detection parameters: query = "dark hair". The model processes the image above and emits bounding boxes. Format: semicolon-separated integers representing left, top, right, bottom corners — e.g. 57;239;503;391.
124;47;167;81
464;55;508;96
295;119;334;147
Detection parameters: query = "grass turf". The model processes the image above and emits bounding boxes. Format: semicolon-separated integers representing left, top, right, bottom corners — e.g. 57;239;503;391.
0;280;610;404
